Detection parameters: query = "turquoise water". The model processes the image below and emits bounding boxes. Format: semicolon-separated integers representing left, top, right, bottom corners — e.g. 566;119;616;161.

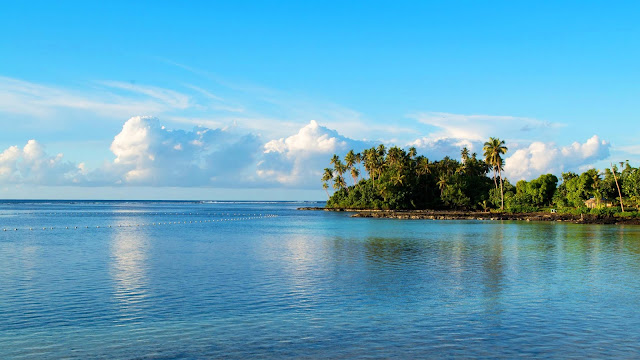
2;201;640;358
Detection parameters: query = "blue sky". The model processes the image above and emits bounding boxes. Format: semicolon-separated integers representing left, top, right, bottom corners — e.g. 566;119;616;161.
0;1;638;199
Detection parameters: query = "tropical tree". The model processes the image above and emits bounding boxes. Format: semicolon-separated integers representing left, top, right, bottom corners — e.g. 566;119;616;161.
321;168;334;198
330;154;340;166
350;166;360;185
322;182;330;198
610;163;625;211
408;146;417;159
461;147;470;163
437;174;448;197
333;174;347;191
483;137;508;210
333;159;348;193
417;156;431;176
344;150;357;185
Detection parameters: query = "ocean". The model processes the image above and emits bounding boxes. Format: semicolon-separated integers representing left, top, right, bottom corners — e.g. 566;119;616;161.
1;200;640;358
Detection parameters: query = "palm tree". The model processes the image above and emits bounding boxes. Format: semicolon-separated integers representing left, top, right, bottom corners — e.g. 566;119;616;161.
437;174;448;196
611;162;625;212
322;182;330;198
333;175;347;191
375;144;387;181
350;166;360;185
334;161;347;178
363;148;377;186
461;147;470;164
417;156;431;176
333;160;349;193
408;147;417;159
321;168;334;197
483;137;508;210
330;154;340;167
344;150;358;185
387;147;402;167
377;144;386;157
591;170;602;207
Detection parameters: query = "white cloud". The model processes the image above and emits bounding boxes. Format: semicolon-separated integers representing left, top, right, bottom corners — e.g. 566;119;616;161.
0;140;82;184
93;116;260;186
504;135;610;180
258;120;370;186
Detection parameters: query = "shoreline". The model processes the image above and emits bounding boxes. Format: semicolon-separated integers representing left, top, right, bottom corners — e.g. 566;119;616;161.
297;207;640;225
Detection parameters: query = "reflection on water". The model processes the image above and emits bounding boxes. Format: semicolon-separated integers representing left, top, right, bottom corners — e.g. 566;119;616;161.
110;230;150;321
6;202;640;359
279;236;324;304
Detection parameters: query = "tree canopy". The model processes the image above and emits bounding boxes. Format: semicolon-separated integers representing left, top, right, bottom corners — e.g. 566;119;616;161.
322;141;640;214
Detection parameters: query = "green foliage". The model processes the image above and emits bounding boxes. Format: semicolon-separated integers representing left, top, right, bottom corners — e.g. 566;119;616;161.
614;211;640;218
510;174;558;208
324;145;492;210
322;143;640;216
554;171;595;208
622;167;640;208
589;207;620;217
556;207;590;215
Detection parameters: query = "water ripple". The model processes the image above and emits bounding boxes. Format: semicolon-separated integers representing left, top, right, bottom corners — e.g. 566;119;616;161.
2;203;640;358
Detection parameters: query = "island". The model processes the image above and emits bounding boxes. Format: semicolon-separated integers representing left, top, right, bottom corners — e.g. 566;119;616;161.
304;138;640;225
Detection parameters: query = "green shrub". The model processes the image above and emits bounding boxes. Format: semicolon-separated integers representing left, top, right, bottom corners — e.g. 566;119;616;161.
589;207;620;217
614;211;640;218
506;204;539;213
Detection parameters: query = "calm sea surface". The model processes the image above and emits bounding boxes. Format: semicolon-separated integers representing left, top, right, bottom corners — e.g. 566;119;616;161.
2;200;640;359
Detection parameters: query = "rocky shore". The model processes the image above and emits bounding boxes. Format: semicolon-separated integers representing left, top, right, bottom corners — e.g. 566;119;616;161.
297;207;640;225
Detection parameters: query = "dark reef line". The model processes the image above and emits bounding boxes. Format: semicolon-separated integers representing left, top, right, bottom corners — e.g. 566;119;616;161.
297;207;640;225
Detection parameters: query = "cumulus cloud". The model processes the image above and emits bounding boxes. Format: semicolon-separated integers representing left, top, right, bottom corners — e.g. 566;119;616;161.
257;120;370;186
91;116;260;186
504;135;610;180
0;114;614;191
0;140;82;184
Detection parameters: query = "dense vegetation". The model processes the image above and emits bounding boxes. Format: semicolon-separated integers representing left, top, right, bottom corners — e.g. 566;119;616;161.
322;139;640;216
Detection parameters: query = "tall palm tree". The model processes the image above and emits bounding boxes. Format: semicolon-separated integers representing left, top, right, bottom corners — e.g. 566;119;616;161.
350;166;360;185
344;150;357;185
461;147;470;164
363;148;377;186
333;175;347;191
437;174;448;197
355;152;363;181
333;160;348;193
375;144;387;182
387;147;401;167
483;137;508;210
330;154;340;167
417;156;431;176
611;162;625;212
322;182;330;199
408;147;417;159
377;144;386;157
591;170;602;207
321;168;334;196
334;161;347;177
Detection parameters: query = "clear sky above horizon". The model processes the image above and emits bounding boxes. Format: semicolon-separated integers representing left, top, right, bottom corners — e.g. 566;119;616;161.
1;1;638;200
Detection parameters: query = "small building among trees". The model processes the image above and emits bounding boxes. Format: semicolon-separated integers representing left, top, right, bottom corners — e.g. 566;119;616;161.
584;198;613;209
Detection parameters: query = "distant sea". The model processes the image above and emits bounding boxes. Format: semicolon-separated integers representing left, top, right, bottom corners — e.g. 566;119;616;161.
2;200;640;358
